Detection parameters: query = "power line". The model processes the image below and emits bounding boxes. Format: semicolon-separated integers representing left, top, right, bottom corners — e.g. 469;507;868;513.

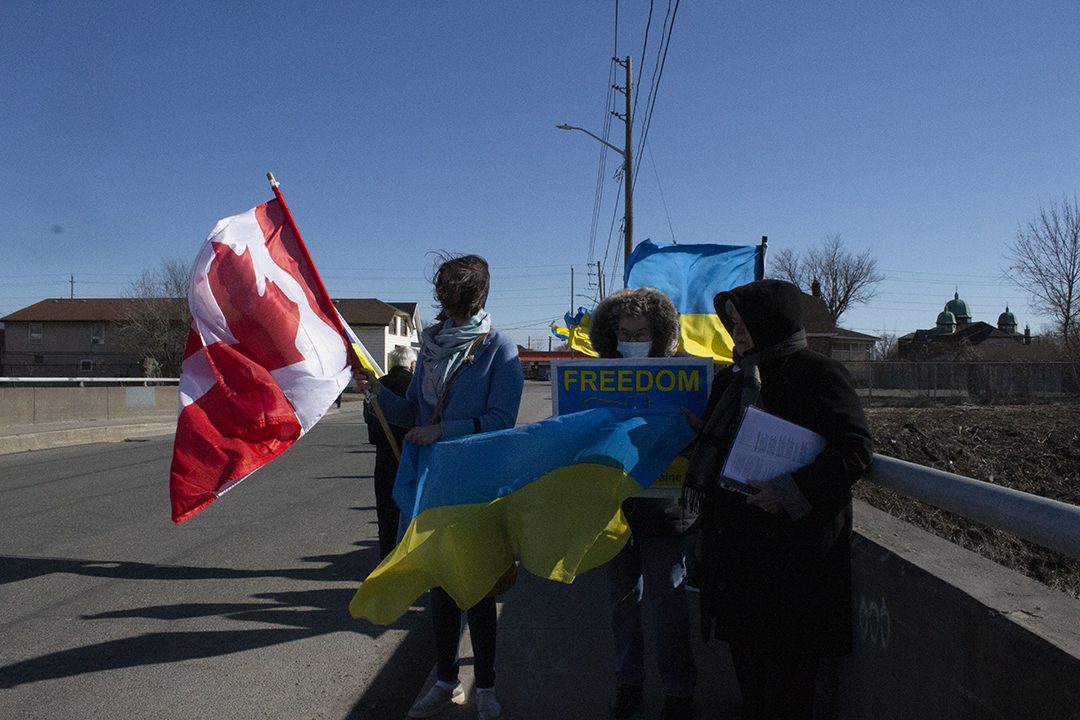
633;0;655;126
647;143;676;243
634;0;680;188
599;174;625;296
586;1;624;266
588;58;618;264
634;0;669;175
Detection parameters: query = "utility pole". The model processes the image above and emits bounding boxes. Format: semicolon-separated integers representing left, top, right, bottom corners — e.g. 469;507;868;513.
69;275;75;299
557;55;635;289
596;260;605;300
570;265;575;313
613;56;633;279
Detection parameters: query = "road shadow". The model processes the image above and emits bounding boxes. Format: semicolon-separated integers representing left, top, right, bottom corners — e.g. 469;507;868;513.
0;541;381;586
0;543;431;691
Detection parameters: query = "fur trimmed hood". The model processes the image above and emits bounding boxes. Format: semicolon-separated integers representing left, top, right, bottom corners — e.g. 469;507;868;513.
589;287;680;358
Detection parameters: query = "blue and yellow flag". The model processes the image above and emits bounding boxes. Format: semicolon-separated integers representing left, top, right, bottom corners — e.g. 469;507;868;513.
625;240;763;362
349;406;694;624
562;306;597;356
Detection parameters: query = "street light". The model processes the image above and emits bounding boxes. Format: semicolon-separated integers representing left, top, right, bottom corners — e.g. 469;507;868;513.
558;123;634;285
556;124;625;155
557;55;634;285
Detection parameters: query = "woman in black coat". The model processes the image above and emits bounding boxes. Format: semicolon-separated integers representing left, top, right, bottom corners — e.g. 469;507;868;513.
683;279;873;720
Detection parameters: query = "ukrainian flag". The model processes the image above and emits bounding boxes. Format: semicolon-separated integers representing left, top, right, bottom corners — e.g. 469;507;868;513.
336;309;385;376
349;406;694;624
562;306;597;357
625;240;763;362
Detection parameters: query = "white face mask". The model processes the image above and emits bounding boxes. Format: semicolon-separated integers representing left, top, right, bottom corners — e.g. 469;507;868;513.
617;340;652;359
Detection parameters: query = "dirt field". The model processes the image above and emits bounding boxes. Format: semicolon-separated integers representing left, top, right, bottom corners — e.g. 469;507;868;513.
860;403;1080;599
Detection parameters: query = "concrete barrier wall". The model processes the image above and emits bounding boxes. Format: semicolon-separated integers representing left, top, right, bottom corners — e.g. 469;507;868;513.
0;385;178;425
822;501;1080;719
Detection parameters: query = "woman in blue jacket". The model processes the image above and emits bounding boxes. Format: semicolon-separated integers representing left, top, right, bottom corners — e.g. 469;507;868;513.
355;254;524;720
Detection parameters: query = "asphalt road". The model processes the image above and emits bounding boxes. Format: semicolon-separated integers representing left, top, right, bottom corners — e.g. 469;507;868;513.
0;382;555;720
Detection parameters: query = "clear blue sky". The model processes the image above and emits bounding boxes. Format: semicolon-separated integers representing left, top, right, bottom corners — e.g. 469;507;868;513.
3;1;1079;348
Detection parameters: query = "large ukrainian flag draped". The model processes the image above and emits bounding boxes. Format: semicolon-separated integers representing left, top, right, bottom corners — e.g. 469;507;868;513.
349;407;694;624
626;240;764;362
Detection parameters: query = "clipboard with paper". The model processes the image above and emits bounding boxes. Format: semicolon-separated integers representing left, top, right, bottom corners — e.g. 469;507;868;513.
719;406;826;495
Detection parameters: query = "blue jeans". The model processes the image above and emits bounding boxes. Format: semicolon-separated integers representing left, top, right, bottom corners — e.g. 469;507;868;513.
607;534;697;698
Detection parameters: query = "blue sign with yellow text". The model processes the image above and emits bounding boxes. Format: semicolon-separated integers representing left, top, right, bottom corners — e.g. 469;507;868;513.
550;357;712;417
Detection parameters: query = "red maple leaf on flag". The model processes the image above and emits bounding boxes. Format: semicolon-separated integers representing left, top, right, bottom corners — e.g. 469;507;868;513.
170;195;354;524
207;240;306;371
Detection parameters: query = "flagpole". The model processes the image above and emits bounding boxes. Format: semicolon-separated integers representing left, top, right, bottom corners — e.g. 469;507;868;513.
265;172;401;460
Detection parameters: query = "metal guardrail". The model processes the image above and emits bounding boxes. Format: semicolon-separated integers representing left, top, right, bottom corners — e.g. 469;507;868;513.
0;377;179;386
867;454;1080;560
645;453;1080;560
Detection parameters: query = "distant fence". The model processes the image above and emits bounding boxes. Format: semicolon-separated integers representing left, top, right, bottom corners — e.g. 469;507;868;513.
844;361;1080;402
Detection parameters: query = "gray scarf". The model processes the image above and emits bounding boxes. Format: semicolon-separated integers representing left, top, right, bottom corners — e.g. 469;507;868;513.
419;310;492;407
682;330;806;512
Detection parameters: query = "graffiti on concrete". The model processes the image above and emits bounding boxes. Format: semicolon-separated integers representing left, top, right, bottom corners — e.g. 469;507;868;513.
858;595;892;649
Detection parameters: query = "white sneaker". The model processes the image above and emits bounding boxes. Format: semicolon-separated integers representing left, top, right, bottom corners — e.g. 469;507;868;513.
406;682;465;718
476;689;503;720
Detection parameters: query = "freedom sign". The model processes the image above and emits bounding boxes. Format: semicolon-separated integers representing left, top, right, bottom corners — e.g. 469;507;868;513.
549;357;712;418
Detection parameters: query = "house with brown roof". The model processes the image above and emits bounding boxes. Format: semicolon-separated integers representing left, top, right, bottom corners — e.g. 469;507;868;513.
1;298;150;377
332;298;419;373
2;296;421;378
388;302;424;344
800;285;878;362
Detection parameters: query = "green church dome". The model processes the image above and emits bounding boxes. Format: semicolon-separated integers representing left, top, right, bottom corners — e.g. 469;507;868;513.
997;305;1017;332
935;308;956;333
944;291;971;323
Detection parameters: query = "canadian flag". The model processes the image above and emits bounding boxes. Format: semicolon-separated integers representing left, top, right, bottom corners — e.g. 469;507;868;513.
169;196;356;523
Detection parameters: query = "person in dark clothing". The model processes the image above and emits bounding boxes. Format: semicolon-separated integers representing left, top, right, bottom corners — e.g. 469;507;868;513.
683;279;873;720
363;344;416;559
590;287;697;720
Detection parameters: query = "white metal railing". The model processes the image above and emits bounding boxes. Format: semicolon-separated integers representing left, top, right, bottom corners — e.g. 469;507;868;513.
867;454;1080;560
644;454;1080;561
0;377;179;385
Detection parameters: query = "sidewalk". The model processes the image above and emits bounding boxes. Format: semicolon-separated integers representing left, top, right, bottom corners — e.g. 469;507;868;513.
417;568;741;720
0;415;178;455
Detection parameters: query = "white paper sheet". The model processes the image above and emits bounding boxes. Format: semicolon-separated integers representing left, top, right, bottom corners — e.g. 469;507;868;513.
719;406;825;494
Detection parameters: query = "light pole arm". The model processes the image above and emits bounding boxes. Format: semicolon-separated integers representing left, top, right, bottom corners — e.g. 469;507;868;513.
556;124;625;156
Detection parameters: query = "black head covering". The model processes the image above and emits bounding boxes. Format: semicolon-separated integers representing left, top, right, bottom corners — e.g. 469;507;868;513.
683;279;808;512
714;279;804;353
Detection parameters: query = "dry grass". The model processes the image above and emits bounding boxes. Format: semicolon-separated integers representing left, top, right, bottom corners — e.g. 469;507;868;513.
860;403;1080;599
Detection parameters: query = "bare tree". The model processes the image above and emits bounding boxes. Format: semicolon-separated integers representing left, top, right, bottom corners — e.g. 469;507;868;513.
770;234;885;324
1006;196;1080;359
119;258;191;376
870;330;898;360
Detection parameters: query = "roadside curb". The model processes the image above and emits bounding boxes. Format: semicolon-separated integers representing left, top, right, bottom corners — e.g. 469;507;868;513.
0;421;177;456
